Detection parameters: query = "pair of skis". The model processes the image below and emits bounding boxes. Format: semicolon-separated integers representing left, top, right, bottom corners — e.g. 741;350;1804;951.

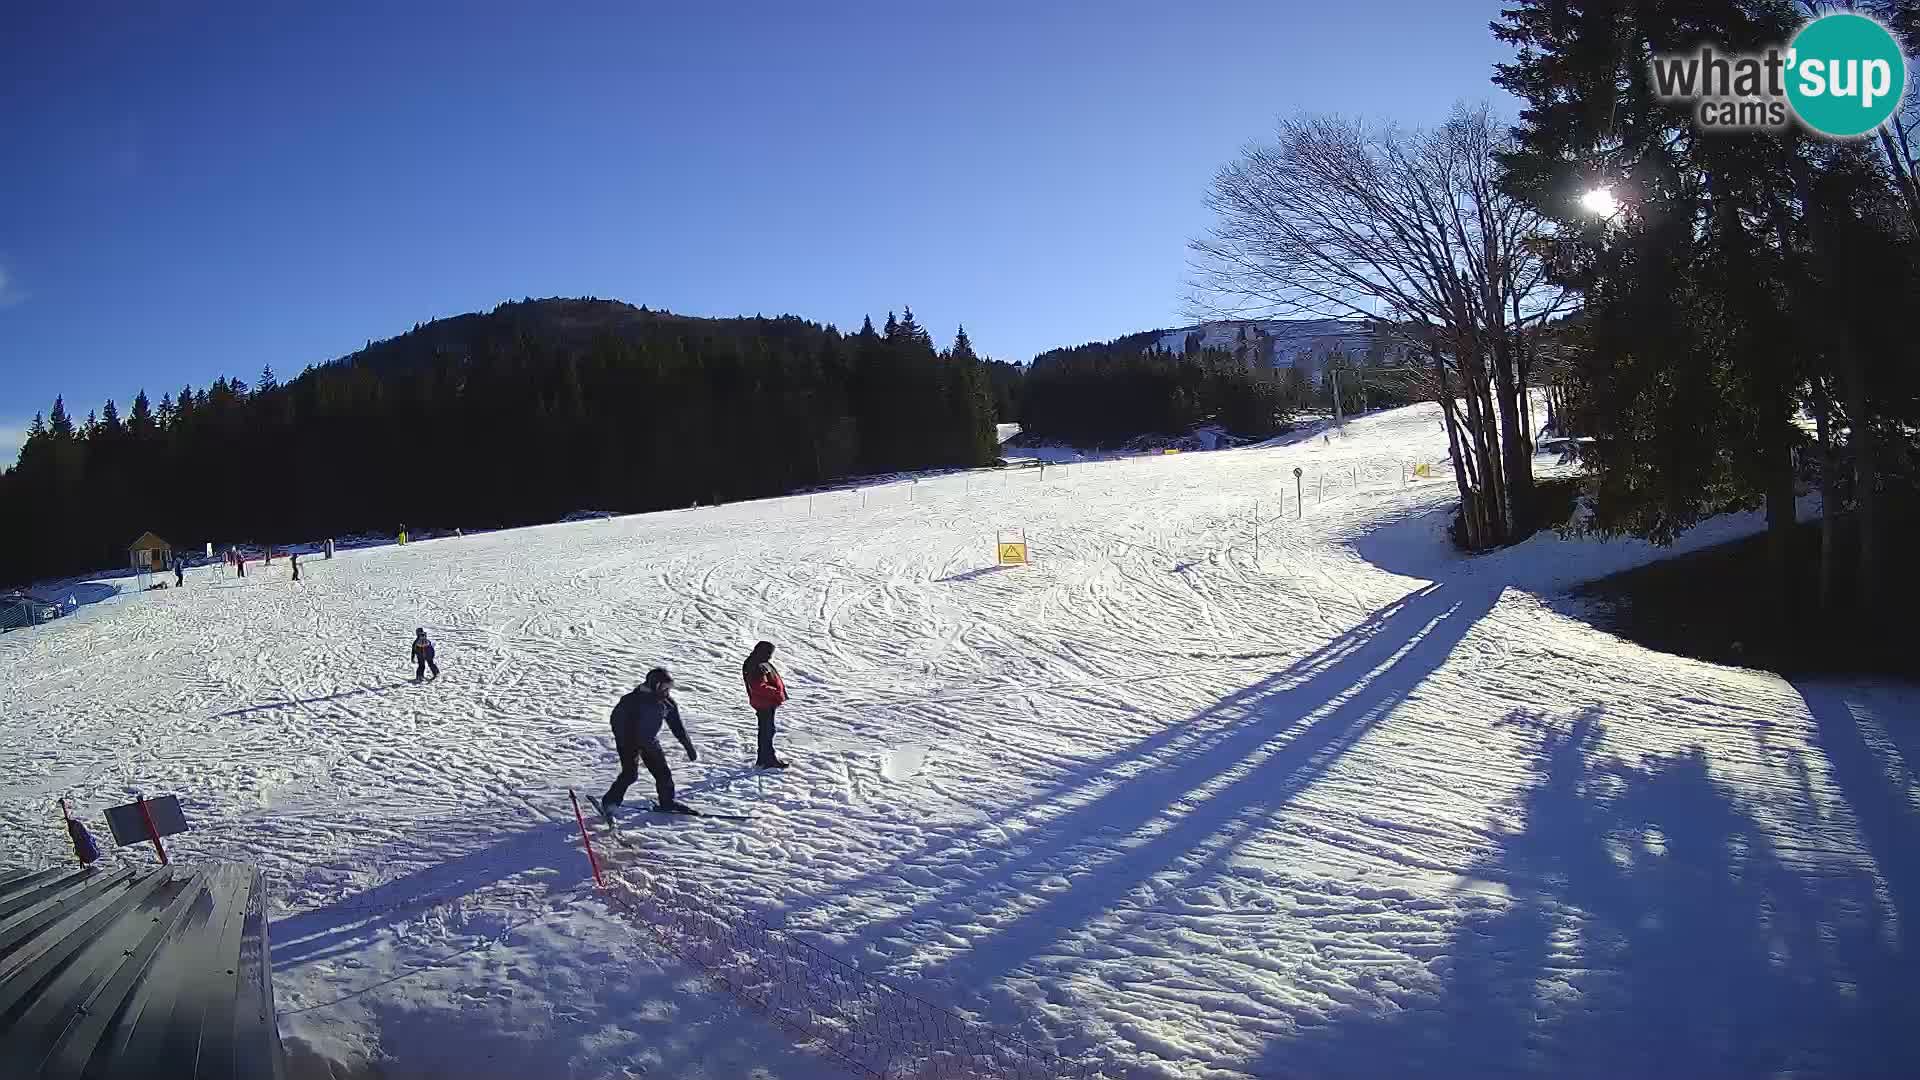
588;795;750;827
645;804;751;821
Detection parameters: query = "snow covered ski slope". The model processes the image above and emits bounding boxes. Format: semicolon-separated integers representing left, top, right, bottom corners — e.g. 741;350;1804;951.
2;403;1915;1079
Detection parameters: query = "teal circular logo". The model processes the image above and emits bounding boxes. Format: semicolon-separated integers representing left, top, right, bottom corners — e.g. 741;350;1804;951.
1787;13;1907;138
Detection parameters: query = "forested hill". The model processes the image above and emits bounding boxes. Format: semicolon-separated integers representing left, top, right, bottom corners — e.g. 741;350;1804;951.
1;299;1015;585
1018;330;1295;445
344;298;767;375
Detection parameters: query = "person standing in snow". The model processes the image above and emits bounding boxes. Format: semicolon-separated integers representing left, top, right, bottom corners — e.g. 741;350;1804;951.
597;667;698;817
411;628;439;682
742;641;789;769
174;556;185;588
290;551;301;583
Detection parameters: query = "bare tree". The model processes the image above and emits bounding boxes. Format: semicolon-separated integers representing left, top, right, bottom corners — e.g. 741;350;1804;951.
1189;104;1574;547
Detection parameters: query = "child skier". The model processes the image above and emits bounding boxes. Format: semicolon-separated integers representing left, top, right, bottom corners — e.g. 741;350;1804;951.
411;628;439;682
742;641;789;769
595;667;698;818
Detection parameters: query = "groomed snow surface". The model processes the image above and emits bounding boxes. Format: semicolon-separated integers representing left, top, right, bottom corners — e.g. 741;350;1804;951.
3;402;1916;1079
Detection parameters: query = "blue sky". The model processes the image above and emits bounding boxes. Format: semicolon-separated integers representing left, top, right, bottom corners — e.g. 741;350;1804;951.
0;2;1517;465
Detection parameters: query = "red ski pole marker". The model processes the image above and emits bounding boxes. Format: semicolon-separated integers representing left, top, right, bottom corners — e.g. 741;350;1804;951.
570;789;605;889
137;795;169;865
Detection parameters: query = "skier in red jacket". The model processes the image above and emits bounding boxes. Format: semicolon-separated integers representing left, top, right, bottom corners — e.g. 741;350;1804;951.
743;640;789;769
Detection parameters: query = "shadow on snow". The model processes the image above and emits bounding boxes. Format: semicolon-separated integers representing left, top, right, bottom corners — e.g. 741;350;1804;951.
780;578;1498;1043
1254;700;1919;1079
271;820;585;971
217;682;414;721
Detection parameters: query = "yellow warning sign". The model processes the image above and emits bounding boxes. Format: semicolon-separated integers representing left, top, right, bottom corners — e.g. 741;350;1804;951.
996;528;1029;566
1412;463;1433;479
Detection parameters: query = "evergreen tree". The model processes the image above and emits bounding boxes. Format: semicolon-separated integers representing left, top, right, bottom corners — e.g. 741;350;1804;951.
986;359;1024;422
0;298;1014;585
48;397;72;437
1022;336;1291;444
1494;0;1917;617
898;306;933;350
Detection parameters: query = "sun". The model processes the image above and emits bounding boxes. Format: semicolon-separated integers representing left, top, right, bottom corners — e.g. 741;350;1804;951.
1579;186;1619;218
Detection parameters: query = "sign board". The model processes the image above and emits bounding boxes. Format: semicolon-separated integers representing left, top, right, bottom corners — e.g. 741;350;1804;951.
996;528;1029;566
104;795;189;847
1413;463;1434;479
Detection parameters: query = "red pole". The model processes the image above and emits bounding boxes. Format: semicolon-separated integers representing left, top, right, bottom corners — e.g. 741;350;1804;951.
137;795;168;865
569;789;605;888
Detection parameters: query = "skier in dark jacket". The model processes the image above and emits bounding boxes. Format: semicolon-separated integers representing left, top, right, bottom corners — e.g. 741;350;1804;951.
411;628;439;681
174;557;185;588
598;667;698;817
742;641;789;769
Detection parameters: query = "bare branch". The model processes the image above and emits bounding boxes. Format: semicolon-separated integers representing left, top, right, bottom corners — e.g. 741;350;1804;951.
1187;104;1575;545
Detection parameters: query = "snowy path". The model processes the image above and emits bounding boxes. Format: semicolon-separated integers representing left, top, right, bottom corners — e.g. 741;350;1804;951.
3;403;1915;1079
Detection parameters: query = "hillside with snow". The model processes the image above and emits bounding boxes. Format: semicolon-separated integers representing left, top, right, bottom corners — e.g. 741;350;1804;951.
1154;318;1374;357
2;403;1914;1079
1151;319;1400;387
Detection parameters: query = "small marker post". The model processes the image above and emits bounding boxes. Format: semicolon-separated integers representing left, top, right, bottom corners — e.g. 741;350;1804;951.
136;795;168;865
570;789;605;888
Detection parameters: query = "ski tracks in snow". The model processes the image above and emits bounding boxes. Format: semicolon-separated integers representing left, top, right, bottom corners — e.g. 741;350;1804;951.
3;403;1915;1079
